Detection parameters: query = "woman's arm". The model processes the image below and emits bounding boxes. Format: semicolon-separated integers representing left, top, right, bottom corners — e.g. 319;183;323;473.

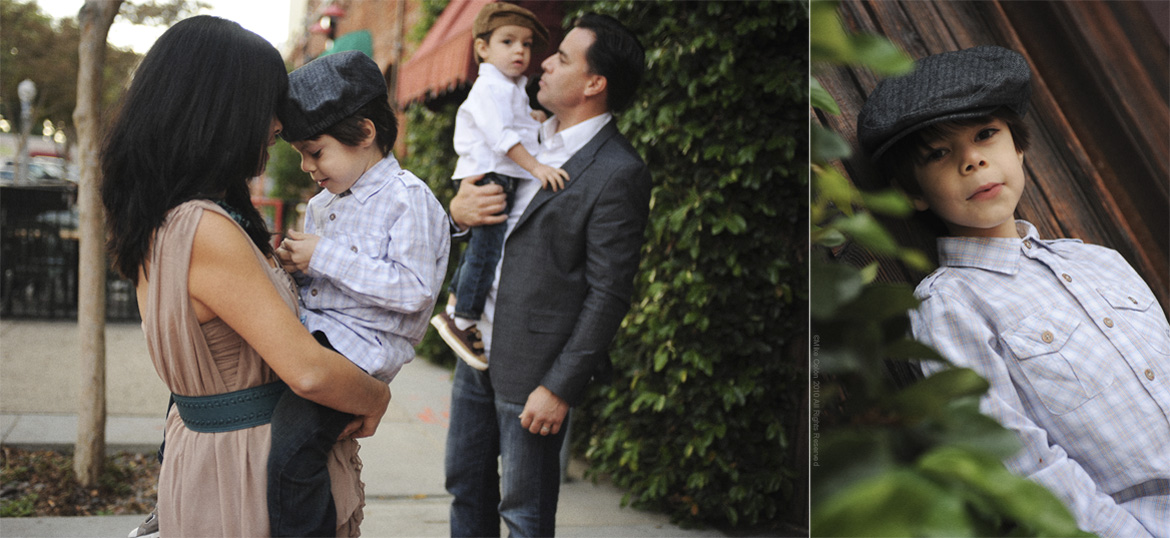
188;210;389;435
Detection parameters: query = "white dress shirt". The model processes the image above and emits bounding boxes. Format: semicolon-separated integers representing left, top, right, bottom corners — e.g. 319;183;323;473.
452;62;541;180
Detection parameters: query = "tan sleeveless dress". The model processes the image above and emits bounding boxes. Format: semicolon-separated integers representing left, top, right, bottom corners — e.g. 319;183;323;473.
141;200;364;537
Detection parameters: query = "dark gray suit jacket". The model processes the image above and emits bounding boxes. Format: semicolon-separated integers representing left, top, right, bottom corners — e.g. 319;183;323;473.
489;120;651;406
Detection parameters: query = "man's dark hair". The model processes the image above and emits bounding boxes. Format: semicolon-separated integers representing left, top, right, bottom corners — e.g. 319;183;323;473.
318;97;397;157
572;13;645;113
876;108;1031;197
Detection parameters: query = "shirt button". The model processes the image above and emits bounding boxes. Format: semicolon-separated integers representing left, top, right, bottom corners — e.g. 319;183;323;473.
351;245;358;253
1062;273;1072;282
1023;239;1033;249
1146;369;1156;381
311;289;318;297
1041;331;1054;343
1103;317;1114;328
330;214;337;221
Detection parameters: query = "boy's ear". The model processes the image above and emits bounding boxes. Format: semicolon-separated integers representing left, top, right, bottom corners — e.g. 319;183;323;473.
360;118;377;147
473;37;488;62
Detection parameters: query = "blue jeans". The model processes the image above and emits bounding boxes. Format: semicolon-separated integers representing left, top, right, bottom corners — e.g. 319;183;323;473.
452;173;518;320
445;360;567;537
267;331;356;537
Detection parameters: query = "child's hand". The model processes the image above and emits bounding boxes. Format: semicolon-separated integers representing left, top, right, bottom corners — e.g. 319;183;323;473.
278;230;320;273
532;164;569;192
530;109;549;123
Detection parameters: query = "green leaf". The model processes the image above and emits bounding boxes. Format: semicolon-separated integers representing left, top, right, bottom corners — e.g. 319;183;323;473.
899;248;935;273
917;448;1092;537
812;469;974;536
812;226;847;248
849;34;915;76
813;163;855;216
892;368;989;414
811;123;853;163
859;189;915;218
833;212;900;255
810;258;864;320
810;77;841;115
809;1;851;64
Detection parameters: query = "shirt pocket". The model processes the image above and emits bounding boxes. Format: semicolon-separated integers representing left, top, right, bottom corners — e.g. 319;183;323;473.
1002;311;1114;415
344;232;389;261
1097;285;1170;356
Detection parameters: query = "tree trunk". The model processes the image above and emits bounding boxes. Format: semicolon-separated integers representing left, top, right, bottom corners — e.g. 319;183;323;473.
73;0;122;487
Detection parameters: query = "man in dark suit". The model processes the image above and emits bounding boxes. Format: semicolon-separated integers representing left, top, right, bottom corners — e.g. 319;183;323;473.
443;13;649;537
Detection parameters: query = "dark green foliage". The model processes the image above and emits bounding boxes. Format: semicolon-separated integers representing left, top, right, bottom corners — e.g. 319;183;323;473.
571;0;808;530
401;100;461;369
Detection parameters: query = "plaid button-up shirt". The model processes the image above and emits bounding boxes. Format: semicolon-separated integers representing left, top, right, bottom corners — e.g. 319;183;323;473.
913;221;1169;536
295;155;450;383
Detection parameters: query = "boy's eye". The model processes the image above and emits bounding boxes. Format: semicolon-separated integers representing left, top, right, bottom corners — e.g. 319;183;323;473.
311;150;322;159
923;148;948;162
975;128;1000;141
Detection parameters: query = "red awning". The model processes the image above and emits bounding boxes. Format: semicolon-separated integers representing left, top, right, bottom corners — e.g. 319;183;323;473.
396;0;493;106
396;0;564;107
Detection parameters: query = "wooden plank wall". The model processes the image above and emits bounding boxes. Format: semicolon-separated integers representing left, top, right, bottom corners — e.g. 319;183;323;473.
815;0;1170;311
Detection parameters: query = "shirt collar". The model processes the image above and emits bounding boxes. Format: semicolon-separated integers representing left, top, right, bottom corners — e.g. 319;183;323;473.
936;220;1041;275
328;154;399;204
477;62;526;88
539;112;612;156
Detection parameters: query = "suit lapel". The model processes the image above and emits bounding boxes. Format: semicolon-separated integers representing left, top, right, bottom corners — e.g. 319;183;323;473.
513;121;619;233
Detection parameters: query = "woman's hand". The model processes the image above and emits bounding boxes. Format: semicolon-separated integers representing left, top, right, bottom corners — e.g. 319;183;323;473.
337;385;390;440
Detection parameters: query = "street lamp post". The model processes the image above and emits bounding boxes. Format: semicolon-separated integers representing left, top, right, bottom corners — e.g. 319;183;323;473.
17;79;37;184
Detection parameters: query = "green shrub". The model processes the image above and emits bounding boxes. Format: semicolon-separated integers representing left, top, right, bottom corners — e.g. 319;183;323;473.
402;100;461;369
571;0;808;530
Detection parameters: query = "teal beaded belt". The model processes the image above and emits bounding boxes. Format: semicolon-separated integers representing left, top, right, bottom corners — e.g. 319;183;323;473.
172;381;289;433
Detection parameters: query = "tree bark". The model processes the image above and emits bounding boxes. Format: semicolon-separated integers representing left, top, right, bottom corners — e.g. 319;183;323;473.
73;0;122;487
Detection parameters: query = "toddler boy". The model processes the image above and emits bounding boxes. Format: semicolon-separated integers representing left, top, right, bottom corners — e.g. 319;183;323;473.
431;2;566;371
858;45;1169;536
272;50;450;536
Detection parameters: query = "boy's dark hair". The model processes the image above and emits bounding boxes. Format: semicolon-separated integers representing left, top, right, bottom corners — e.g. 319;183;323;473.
318;97;397;157
876;108;1031;197
572;13;645;113
101;15;284;281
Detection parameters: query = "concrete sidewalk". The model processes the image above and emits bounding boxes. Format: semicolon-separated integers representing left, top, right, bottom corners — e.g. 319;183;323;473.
0;320;724;537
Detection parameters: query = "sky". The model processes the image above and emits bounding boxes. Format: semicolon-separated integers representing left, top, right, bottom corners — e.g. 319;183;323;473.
36;0;292;53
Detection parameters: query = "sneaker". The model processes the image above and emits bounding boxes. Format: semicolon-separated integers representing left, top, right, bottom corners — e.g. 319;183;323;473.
430;312;489;370
128;508;159;538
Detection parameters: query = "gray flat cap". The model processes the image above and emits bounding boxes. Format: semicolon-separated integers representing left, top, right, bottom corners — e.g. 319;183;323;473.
281;51;386;142
857;45;1031;160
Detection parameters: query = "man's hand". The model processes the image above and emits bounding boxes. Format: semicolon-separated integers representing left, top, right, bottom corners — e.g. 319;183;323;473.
276;229;320;274
450;175;508;231
518;386;569;436
532;163;569;192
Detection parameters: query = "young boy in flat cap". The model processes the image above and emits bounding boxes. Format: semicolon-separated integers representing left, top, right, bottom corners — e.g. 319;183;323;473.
271;50;450;536
859;45;1169;536
431;2;566;371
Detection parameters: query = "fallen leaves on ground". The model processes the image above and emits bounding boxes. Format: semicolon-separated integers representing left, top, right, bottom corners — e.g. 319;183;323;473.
1;446;158;517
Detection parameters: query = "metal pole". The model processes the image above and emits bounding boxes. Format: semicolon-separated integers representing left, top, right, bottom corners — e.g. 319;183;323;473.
17;80;36;184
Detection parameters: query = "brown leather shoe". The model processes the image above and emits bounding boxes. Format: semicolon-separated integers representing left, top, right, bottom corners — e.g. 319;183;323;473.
430;312;489;370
